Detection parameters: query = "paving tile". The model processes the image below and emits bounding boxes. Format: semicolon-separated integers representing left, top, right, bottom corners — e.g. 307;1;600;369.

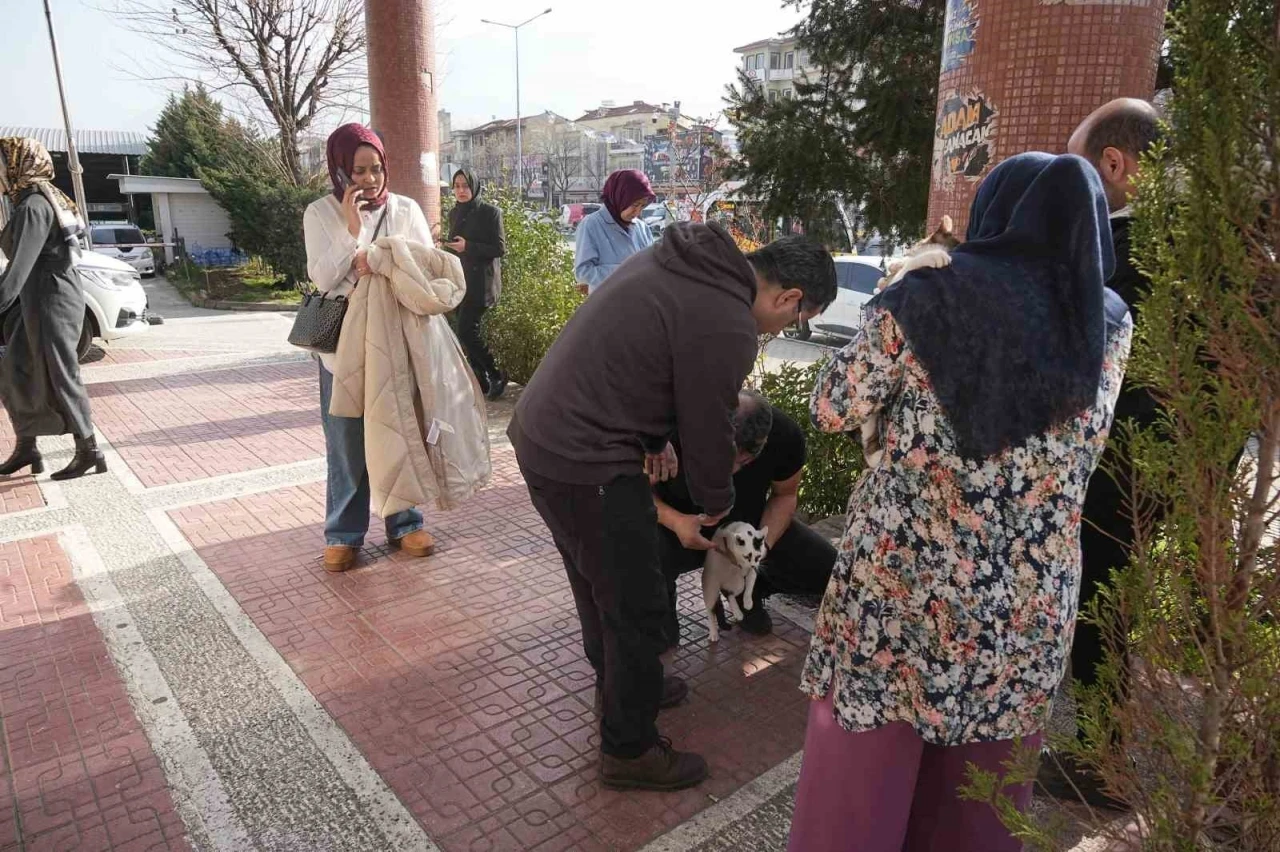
177;446;813;851
0;416;44;516
89;361;322;487
0;536;189;851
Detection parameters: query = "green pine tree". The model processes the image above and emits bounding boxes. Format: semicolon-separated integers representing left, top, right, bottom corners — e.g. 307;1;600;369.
725;0;945;247
140;85;262;179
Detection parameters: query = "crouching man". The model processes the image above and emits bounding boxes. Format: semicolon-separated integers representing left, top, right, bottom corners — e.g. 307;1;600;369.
653;390;836;644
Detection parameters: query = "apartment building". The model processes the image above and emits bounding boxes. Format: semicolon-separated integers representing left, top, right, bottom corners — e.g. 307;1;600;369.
733;36;815;103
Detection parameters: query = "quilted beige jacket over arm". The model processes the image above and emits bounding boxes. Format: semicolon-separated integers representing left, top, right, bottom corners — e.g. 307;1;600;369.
328;236;491;517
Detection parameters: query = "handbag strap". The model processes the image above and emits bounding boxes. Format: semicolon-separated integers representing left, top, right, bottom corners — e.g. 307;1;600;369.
371;205;389;241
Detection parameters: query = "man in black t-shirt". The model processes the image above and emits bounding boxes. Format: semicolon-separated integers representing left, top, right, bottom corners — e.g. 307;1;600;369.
653;390;836;644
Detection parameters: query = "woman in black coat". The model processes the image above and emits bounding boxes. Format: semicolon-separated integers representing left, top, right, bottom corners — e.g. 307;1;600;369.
443;169;507;400
0;137;105;481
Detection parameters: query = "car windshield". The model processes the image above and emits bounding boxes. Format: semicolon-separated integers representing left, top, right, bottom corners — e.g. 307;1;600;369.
92;227;144;246
835;261;883;295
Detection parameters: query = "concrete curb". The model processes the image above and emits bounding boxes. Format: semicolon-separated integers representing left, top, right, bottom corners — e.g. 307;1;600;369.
190;297;299;312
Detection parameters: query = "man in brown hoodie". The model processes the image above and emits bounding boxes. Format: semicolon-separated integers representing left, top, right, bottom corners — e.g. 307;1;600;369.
510;223;836;791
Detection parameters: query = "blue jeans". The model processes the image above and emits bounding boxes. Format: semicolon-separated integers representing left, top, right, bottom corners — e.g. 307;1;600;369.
318;363;423;547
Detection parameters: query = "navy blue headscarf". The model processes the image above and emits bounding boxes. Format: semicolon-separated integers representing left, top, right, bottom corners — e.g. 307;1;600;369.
870;152;1119;459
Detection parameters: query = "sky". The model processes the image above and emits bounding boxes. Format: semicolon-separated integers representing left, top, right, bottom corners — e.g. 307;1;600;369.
1;0;802;138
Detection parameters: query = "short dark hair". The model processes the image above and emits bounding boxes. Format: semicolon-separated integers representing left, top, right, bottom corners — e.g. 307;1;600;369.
1083;106;1162;163
732;390;773;456
746;236;838;313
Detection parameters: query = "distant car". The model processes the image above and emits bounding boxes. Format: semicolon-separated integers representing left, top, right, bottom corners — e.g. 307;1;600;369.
639;203;675;235
0;249;151;362
791;255;899;343
562;203;603;231
89;224;156;277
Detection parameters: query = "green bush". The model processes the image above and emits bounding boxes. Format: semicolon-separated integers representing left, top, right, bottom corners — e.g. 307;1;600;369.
199;169;326;286
481;189;583;385
755;358;865;520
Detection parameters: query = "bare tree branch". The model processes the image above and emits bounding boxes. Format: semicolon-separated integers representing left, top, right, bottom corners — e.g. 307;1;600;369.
110;0;365;183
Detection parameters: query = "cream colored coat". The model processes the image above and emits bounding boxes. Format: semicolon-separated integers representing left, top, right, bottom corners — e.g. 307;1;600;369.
328;235;491;517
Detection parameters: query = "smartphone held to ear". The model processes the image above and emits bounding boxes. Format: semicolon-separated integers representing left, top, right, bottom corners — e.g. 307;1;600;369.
338;170;372;209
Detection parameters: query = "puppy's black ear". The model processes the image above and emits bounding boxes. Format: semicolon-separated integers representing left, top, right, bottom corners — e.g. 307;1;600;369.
754;536;764;550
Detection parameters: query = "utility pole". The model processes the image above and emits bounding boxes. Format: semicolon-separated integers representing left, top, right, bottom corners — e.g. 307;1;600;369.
43;0;91;247
481;8;552;199
366;0;440;227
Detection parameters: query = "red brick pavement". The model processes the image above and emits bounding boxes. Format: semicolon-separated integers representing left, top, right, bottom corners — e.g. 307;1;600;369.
89;361;322;488
0;536;189;851
0;417;44;517
172;447;812;852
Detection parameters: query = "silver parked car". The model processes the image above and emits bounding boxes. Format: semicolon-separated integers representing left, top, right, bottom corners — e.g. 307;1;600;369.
790;255;901;342
89;223;156;277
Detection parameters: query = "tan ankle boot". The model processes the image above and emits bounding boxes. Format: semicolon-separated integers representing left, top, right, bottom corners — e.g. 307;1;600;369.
394;530;435;557
324;545;357;573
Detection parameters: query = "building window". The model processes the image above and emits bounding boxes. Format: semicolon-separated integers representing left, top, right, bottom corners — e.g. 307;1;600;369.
798;50;809;68
785;51;795;69
770;52;781;70
768;90;779;104
756;53;765;70
783;89;794;100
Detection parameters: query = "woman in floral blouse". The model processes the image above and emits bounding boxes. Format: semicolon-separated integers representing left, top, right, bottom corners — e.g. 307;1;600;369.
788;153;1133;852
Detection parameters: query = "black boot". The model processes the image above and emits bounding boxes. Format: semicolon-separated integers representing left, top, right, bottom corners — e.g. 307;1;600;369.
52;435;107;481
0;438;43;476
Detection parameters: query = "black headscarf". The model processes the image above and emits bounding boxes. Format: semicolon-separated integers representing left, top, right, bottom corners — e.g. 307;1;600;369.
448;169;480;240
870;152;1117;460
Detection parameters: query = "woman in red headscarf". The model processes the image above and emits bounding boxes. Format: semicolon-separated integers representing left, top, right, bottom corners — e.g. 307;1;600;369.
573;169;657;295
303;123;437;573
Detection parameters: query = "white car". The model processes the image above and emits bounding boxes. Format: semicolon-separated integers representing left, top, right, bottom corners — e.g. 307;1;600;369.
89;223;156;277
798;255;900;342
640;203;676;235
0;249;151;361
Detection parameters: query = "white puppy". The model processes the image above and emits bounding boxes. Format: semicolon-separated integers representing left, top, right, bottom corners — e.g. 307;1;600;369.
701;522;768;643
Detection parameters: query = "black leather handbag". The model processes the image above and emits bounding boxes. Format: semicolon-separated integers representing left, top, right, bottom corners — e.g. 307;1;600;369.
288;207;387;353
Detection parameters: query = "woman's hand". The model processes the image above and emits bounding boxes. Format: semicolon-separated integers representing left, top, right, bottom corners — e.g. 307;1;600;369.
343;186;363;238
353;249;372;278
430;222;443;243
446;235;467;254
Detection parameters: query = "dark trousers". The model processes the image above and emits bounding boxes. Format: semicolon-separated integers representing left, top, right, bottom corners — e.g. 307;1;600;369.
658;518;837;643
456;294;498;388
520;466;669;759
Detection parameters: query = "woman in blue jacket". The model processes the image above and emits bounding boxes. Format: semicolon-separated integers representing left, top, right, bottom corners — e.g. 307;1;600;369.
574;170;656;294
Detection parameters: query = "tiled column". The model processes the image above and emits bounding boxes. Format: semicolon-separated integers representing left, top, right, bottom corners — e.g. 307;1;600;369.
927;0;1166;233
365;0;441;227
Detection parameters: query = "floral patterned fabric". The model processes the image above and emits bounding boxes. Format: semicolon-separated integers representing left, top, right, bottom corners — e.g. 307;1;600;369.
802;306;1132;745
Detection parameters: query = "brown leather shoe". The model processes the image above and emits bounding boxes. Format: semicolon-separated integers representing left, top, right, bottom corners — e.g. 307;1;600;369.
324;545;357;573
393;529;435;558
600;738;708;791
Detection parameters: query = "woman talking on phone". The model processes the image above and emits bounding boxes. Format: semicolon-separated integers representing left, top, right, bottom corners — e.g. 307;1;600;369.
444;169;507;400
302;123;437;573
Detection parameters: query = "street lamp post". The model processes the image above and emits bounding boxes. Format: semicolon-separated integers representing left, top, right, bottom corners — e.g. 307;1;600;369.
481;8;551;197
42;0;91;248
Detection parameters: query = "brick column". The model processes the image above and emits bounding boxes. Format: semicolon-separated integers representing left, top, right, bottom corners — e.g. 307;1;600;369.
365;0;440;228
927;0;1166;233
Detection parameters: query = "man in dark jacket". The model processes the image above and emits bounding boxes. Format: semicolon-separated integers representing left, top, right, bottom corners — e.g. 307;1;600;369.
1054;97;1163;805
510;224;836;791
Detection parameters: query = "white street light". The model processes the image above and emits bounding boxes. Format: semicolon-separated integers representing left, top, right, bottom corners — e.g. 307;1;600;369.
481;8;552;197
